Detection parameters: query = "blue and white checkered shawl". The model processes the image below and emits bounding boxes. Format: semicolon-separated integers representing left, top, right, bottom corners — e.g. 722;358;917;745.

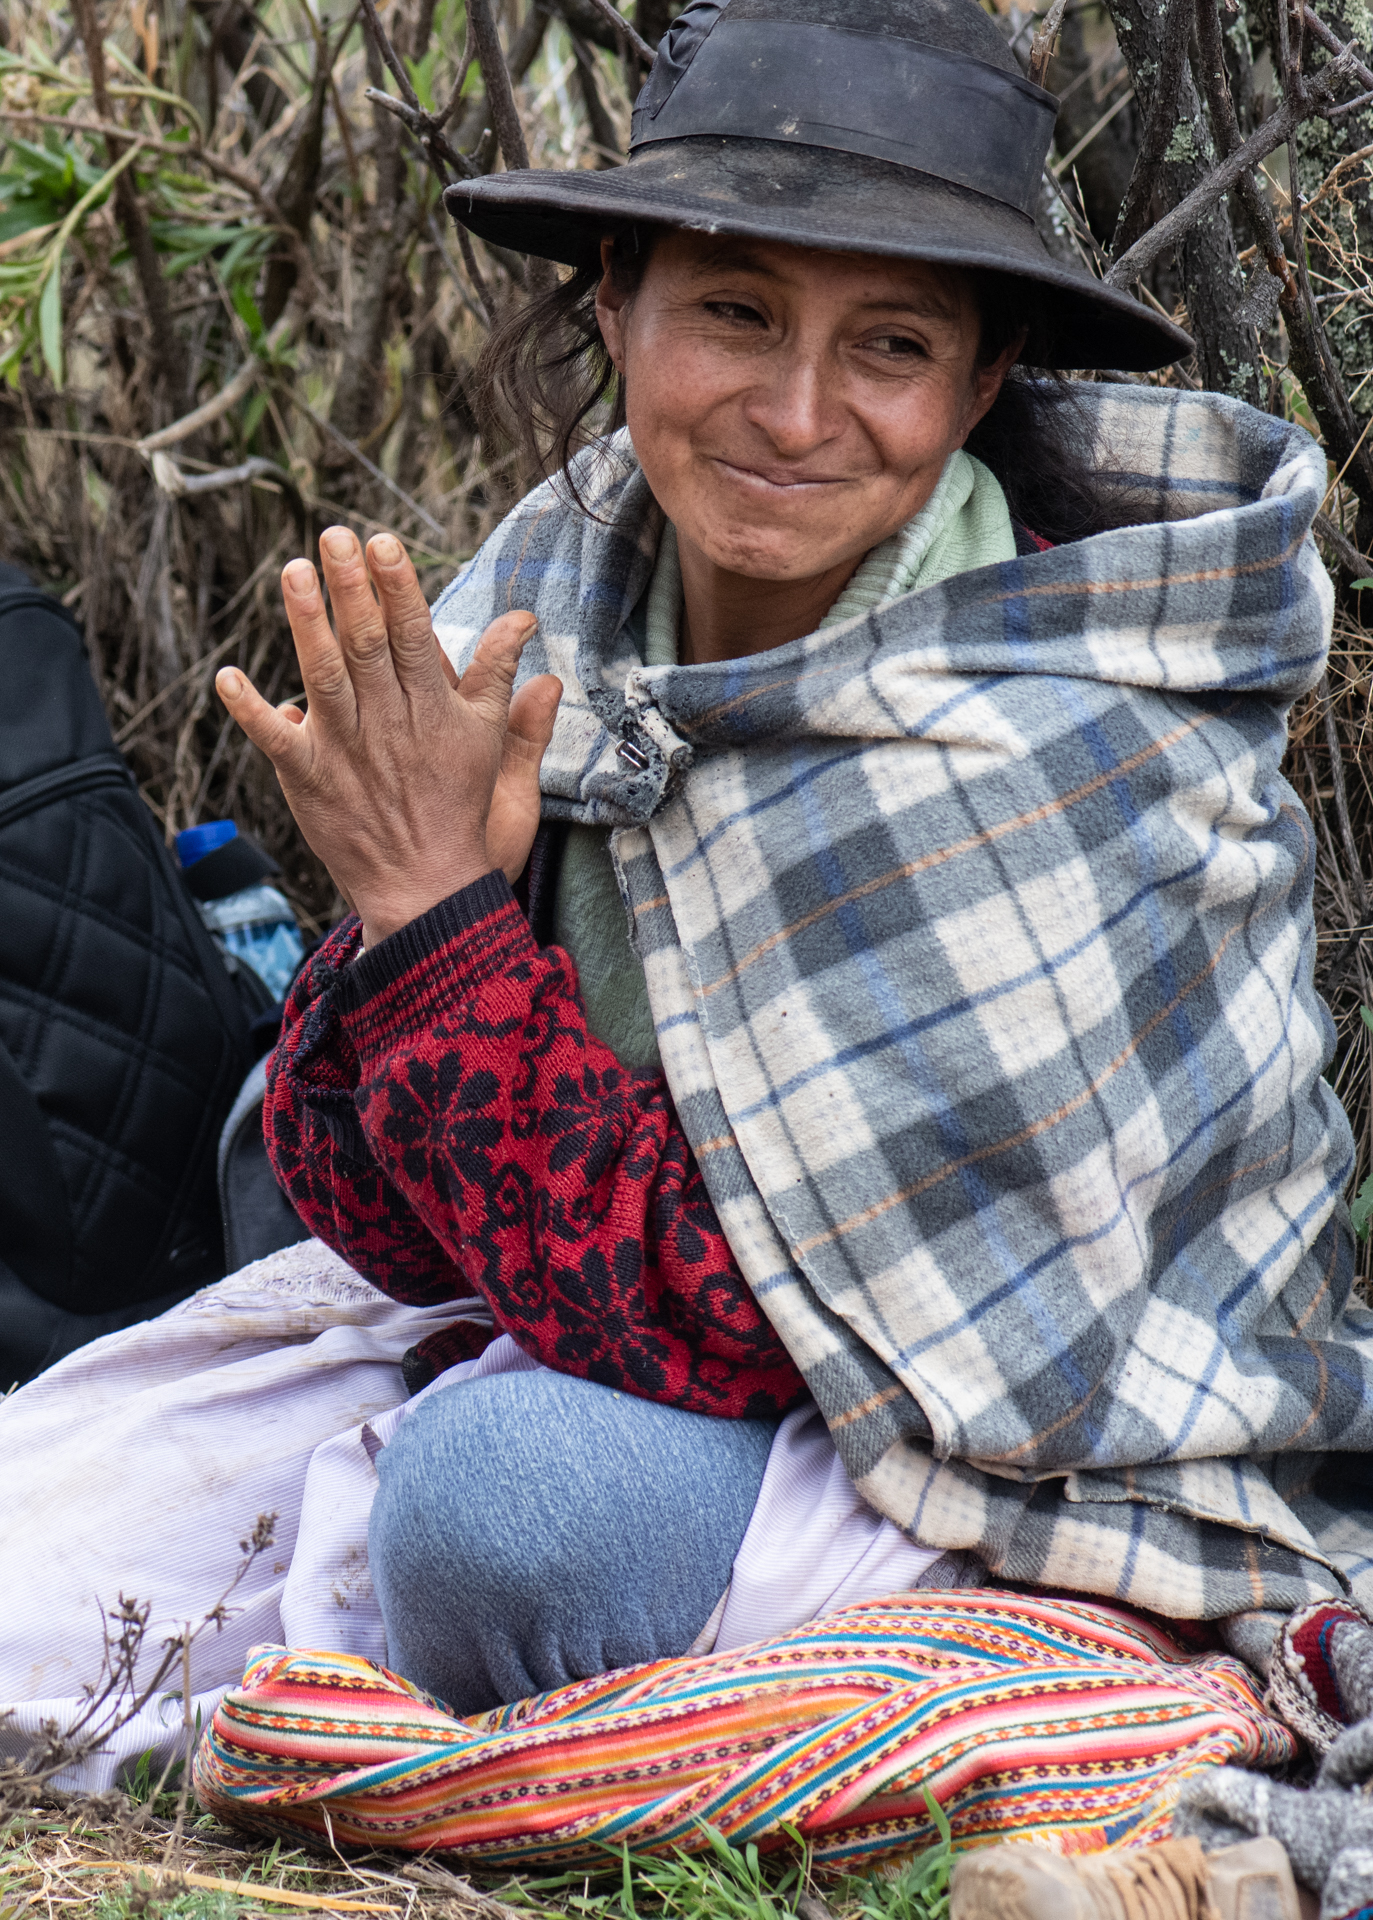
433;384;1373;1621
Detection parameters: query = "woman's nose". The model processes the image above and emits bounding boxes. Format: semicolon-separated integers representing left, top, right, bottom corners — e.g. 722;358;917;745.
741;348;837;453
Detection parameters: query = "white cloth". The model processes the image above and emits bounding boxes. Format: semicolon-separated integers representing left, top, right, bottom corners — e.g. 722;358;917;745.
0;1243;470;1789
1;1250;942;1790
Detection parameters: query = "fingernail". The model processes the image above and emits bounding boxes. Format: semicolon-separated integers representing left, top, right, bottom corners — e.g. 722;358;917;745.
371;533;402;566
321;527;353;560
218;669;243;699
283;559;314;593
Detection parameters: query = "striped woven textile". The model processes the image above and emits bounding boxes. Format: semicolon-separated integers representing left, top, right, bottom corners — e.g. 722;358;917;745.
194;1591;1296;1873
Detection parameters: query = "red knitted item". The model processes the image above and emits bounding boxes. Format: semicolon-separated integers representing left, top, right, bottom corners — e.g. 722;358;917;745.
265;887;805;1420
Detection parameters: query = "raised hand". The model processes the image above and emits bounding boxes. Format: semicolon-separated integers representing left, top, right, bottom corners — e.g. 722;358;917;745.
216;525;561;948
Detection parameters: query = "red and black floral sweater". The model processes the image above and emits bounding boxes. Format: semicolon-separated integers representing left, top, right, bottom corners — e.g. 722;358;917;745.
265;864;806;1419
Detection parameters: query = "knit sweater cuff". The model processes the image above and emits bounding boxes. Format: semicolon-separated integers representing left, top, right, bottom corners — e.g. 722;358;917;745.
334;870;539;1048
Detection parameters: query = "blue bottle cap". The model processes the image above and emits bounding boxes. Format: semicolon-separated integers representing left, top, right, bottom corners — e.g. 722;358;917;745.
175;820;238;868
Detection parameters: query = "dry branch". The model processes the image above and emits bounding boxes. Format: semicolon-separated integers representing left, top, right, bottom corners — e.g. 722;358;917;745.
1109;0;1195;256
1028;0;1069;88
576;0;655;66
134;303;304;454
70;0;186;398
1104;50;1362;289
465;0;532;171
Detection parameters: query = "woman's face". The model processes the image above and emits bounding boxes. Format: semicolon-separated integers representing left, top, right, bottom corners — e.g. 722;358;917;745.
596;231;1018;589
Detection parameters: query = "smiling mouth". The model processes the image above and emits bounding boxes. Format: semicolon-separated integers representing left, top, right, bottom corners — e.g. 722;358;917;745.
714;457;850;490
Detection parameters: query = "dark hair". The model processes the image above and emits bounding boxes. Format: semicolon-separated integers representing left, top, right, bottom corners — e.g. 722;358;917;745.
476;226;1125;543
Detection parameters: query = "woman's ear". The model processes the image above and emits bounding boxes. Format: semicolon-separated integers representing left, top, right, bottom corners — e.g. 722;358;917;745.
595;236;629;371
961;328;1027;441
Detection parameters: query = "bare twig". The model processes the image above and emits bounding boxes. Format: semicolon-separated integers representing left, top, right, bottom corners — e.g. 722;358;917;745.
355;0;421;110
1105;46;1362;288
112;630;246;746
454;221;499;325
0;1516;278;1807
1190;0;1373;512
363;88;476;178
1315;510;1373;576
1317;670;1371;1004
1110;0;1197;256
571;34;622;165
1304;2;1373;91
466;0;531;171
134;303;305;455
149;453;302;502
69;0;187;398
1053;86;1136;175
1028;0;1070;87
432;15;477;129
289;396;449;541
453;4;553;155
576;0;655;65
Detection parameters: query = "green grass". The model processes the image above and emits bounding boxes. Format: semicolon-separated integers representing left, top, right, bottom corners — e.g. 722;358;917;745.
497;1799;952;1920
3;1797;954;1920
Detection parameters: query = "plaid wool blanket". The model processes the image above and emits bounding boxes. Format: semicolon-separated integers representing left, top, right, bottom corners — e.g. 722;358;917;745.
432;385;1371;1623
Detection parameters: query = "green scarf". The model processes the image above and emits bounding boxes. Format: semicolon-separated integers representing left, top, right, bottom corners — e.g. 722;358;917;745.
551;451;1014;1069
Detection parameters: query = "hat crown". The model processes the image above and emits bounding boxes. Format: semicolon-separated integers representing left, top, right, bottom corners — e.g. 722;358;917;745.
724;0;1022;68
635;0;1026;129
629;0;1057;223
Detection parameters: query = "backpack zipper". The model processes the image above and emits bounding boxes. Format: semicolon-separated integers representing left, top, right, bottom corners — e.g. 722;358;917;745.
0;754;133;833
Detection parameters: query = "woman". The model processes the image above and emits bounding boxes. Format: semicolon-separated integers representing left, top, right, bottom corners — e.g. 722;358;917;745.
2;0;1370;1907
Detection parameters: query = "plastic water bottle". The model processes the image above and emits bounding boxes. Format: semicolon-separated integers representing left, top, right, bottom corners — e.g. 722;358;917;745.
176;821;305;1001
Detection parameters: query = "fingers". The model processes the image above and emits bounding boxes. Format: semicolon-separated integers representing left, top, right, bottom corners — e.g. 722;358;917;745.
366;533;449;693
317;527;393;693
281;556;356;728
459;612;540;732
217;666;313;778
505;673;563;766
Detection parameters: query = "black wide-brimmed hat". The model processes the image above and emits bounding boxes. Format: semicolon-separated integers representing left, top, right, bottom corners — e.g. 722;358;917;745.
444;0;1191;372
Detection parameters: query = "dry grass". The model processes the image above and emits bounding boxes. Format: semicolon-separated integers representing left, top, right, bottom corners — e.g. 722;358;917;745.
0;1781;952;1920
2;1802;531;1920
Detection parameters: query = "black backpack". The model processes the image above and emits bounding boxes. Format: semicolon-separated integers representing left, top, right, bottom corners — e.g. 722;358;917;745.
0;575;259;1385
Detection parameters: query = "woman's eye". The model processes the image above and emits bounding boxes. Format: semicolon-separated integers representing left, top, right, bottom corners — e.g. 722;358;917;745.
867;334;926;359
704;301;767;326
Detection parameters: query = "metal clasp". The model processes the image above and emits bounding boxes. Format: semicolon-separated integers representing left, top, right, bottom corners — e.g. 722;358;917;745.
616;737;651;770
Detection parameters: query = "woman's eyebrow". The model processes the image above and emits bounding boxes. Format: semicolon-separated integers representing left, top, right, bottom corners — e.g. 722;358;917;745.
688;245;783;278
684;251;959;321
852;294;958;320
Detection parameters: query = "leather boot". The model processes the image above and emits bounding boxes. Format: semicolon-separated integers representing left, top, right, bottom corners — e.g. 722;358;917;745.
949;1835;1300;1920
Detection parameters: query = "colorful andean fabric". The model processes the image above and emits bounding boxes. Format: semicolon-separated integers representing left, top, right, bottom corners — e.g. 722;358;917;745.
195;1591;1295;1872
428;387;1362;1623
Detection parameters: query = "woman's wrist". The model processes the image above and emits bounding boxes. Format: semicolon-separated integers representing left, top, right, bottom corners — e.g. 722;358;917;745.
357;854;492;948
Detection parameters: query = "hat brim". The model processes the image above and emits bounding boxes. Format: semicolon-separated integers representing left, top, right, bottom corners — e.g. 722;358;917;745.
444;138;1192;373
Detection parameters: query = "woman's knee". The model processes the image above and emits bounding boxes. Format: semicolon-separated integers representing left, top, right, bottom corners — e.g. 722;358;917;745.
368;1368;777;1713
